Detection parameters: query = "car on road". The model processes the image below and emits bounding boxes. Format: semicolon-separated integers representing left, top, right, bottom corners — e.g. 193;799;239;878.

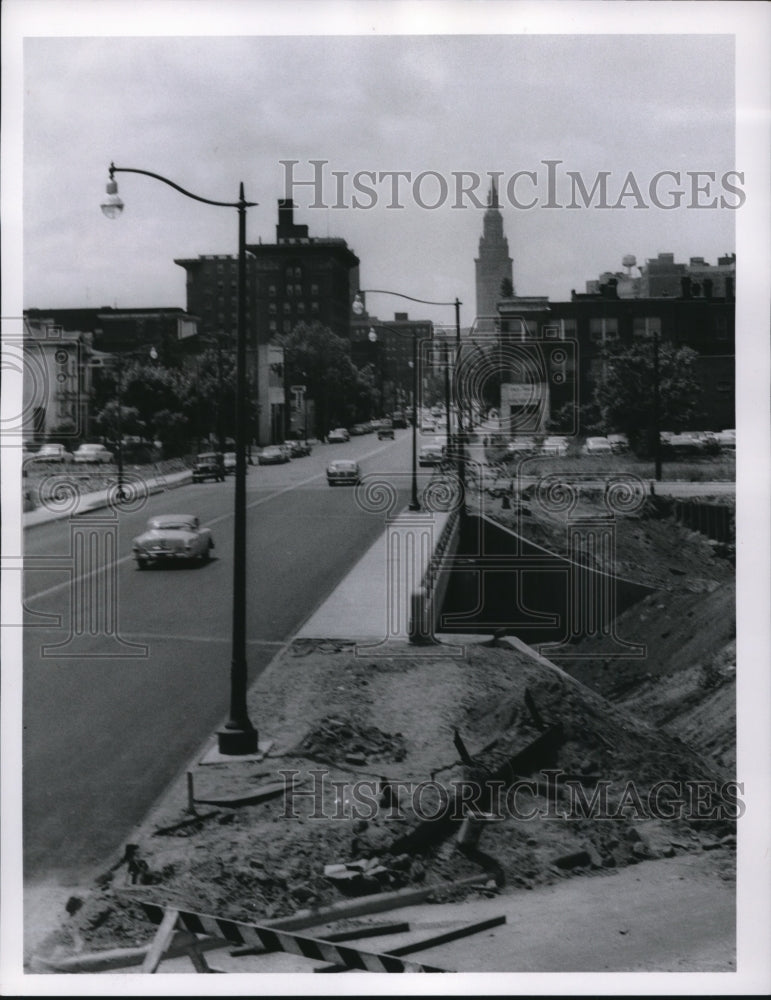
192;452;226;482
418;442;445;466
327;459;361;486
223;451;237;474
377;421;395;440
327;427;350;443
132;514;214;570
285;439;312;457
258;445;290;465
30;443;71;463
390;411;408;429
73;443;115;464
583;436;613;455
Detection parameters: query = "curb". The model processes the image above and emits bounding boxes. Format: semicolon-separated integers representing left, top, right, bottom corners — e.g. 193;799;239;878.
23;469;193;528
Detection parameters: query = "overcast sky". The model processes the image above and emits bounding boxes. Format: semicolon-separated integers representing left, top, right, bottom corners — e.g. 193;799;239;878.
4;2;767;331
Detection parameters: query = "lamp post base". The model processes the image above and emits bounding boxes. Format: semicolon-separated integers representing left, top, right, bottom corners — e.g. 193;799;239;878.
217;725;259;756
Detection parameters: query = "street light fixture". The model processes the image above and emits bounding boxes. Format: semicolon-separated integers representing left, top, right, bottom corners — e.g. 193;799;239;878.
102;163;259;756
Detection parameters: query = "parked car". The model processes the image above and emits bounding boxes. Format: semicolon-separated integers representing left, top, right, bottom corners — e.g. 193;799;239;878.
327;459;361;486
714;429;736;450
328;427;350;443
377;421;395;440
31;443;71;463
258;445;290;465
390;411;408;429
583;436;613;455
73;443;114;464
192;452;226;482
223;451;237;474
418;443;445;466
505;437;536;457
285;439;312;457
539;436;570;457
663;434;706;456
132;514;214;570
607;433;630;453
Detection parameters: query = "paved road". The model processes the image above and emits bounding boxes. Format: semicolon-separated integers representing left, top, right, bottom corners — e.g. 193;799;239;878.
21;432;421;884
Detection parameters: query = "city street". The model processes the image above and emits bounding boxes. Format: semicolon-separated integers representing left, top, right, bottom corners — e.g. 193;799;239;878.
22;432;420;885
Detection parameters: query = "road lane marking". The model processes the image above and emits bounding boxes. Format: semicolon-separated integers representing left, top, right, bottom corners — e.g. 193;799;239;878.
23;439;403;604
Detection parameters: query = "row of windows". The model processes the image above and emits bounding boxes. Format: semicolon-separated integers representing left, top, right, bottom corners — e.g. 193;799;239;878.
268;302;319;316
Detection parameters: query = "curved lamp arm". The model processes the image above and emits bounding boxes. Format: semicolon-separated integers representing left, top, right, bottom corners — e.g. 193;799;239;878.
108;163;258;209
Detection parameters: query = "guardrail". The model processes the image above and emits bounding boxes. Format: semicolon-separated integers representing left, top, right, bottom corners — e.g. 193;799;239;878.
408;505;462;644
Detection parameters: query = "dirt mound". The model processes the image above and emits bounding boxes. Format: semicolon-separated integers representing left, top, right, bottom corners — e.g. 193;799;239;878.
36;642;737;961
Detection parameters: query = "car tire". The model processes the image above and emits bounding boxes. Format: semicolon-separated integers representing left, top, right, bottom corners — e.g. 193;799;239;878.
200;548;210;564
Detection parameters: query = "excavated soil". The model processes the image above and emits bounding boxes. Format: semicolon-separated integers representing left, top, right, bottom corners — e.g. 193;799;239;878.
31;485;738;969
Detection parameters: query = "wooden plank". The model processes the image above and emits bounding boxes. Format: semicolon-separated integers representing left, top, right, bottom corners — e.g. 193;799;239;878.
263;872;489;932
30;935;227;973
315;914;506;972
140;907;179;973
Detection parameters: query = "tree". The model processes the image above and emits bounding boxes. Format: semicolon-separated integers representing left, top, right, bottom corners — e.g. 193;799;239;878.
278;322;360;437
591;338;703;455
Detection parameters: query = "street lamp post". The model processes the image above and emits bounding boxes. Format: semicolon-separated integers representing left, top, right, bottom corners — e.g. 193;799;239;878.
102;163;259;755
353;289;463;509
360;316;420;511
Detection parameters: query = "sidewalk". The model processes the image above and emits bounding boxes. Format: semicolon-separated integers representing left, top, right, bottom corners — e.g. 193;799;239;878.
297;508;452;643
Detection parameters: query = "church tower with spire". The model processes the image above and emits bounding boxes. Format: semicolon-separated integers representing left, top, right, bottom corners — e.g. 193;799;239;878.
475;180;514;320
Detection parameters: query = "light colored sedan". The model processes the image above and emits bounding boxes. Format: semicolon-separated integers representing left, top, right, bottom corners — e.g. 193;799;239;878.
73;443;114;464
31;443;71;463
132;514;214;570
583;436;613;455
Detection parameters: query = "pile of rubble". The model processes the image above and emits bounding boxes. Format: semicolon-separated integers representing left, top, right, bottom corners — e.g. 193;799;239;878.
295;715;407;768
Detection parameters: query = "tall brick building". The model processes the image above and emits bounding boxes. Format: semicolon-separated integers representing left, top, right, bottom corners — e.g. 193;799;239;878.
176;200;360;444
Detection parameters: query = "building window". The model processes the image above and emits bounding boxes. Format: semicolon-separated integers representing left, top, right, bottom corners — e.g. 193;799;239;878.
311;302;319;313
633;316;661;337
286;284;293;297
311;283;319;296
269;303;277;315
269;320;277;332
590;317;618;344
283;319;291;333
297;302;305;314
283;302;291;314
269;284;276;297
294;267;302;280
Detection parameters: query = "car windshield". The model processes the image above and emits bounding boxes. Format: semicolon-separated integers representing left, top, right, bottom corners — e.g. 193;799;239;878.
148;517;196;531
197;454;217;461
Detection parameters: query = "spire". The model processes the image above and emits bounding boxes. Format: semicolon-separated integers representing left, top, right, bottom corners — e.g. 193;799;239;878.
488;179;499;209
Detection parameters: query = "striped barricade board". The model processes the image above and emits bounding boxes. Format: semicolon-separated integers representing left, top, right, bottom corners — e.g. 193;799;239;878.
138;902;449;973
